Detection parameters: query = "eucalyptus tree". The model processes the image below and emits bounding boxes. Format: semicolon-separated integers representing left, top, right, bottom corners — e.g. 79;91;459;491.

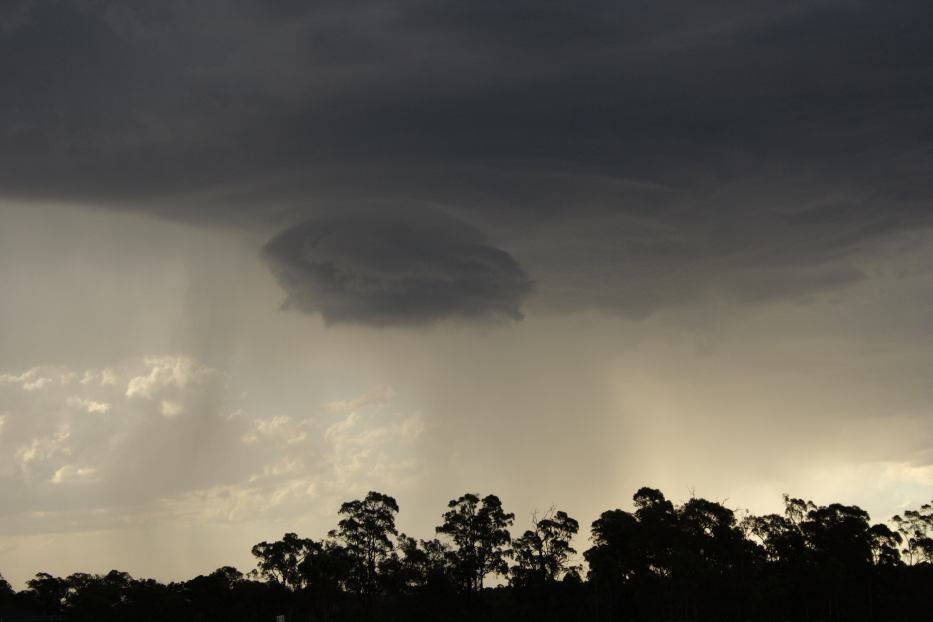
251;532;316;590
436;493;514;593
330;490;400;595
0;573;13;602
868;523;903;566
801;503;874;567
24;572;68;614
511;508;579;586
892;501;933;565
297;540;351;594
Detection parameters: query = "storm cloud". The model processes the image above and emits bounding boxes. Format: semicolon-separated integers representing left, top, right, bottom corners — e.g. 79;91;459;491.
2;0;932;322
262;210;531;325
2;0;933;589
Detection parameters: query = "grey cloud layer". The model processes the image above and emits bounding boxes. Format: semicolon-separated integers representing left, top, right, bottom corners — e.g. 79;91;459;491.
2;0;931;322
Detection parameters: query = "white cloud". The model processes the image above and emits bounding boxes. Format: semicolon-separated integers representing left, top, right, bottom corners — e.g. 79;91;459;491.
0;356;235;517
51;464;99;485
160;400;183;417
325;411;424;447
66;397;111;414
324;385;394;414
0;359;425;542
80;368;118;387
125;356;219;399
0;367;71;391
160;478;320;524
241;416;308;445
14;423;72;474
256;456;305;479
398;415;425;441
322;408;424;494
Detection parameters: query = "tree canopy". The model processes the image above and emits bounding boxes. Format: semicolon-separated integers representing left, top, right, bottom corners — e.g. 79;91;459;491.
436;493;515;593
3;488;933;622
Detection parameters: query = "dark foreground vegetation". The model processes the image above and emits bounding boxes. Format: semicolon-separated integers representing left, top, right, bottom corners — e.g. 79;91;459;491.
2;488;932;621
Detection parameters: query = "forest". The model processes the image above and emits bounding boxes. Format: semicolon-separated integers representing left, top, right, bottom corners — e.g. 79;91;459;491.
1;488;932;621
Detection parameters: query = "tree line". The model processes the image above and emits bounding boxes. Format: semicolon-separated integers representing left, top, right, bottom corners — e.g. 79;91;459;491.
1;488;932;621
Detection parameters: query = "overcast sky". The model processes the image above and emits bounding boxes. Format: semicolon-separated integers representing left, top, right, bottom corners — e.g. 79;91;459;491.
1;0;932;587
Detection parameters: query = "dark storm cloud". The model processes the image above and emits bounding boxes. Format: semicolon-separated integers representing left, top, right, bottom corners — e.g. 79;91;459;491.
2;0;932;321
262;210;531;325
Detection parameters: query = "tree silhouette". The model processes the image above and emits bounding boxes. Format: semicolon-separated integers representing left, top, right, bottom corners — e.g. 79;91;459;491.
631;487;679;580
5;486;933;622
436;492;514;593
329;490;399;595
511;508;580;586
892;501;933;565
0;573;14;611
741;512;807;565
586;508;641;582
61;570;134;622
251;532;316;590
24;572;68;614
868;523;903;566
184;567;245;622
801;503;874;579
297;539;351;594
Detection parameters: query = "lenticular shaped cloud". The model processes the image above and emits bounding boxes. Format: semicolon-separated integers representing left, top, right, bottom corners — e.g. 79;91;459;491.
262;211;531;325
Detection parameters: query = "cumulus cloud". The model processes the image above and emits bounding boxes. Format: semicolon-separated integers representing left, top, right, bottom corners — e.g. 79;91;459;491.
66;397;111;414
51;464;99;485
0;357;424;534
324;385;394;414
161;479;319;525
322;409;424;495
262;210;532;325
0;356;236;529
80;369;118;387
159;400;183;417
241;416;308;445
14;424;72;475
125;356;219;399
0;367;76;391
157;386;424;524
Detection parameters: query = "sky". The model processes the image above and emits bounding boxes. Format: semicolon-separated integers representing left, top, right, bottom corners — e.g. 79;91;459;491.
1;0;933;588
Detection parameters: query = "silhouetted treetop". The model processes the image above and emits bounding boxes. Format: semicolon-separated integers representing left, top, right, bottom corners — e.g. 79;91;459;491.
4;487;933;622
436;492;515;593
330;490;400;596
511;508;580;586
251;532;315;590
